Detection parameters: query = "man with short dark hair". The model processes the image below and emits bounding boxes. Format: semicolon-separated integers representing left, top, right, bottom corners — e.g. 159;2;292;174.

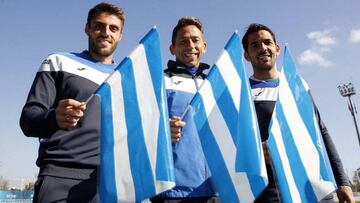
20;3;125;202
242;23;354;203
151;16;219;203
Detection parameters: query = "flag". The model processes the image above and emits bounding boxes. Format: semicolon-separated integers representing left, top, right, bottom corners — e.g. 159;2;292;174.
96;28;175;203
268;46;336;202
189;32;268;203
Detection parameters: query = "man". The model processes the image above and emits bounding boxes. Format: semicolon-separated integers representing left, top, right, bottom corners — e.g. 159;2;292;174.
151;17;218;203
19;3;125;202
241;23;355;203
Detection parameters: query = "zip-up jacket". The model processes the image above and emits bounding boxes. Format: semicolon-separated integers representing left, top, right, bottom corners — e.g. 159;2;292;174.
20;51;116;179
158;60;216;198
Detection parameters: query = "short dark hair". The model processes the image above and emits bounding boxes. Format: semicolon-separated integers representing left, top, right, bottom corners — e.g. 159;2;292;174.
87;2;125;31
241;23;277;52
171;16;204;45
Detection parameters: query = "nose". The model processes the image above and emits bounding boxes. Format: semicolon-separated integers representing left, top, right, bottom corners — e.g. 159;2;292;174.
100;26;111;36
259;42;267;51
184;39;195;49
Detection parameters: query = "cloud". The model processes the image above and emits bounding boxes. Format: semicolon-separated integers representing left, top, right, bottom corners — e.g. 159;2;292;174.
298;29;336;68
307;30;336;46
349;29;360;43
298;49;334;67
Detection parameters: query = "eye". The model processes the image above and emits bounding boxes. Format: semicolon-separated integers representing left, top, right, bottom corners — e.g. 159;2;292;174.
263;39;274;46
192;38;201;44
110;25;119;33
250;42;259;48
93;23;103;30
179;39;188;44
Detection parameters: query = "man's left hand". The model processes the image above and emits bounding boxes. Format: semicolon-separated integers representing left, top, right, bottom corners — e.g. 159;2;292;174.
336;185;355;203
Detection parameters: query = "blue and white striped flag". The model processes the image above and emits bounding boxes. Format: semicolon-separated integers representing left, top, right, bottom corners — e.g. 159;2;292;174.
189;32;268;202
268;46;336;202
96;28;175;203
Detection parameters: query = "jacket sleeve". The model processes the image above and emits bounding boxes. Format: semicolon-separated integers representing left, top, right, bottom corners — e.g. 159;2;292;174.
19;57;60;138
310;91;350;187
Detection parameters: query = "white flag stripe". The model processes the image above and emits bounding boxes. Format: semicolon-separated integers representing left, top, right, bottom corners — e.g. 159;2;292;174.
215;50;241;111
129;44;160;189
107;72;136;202
281;72;335;200
279;72;331;200
199;80;254;202
270;116;302;202
270;68;336;202
279;72;320;174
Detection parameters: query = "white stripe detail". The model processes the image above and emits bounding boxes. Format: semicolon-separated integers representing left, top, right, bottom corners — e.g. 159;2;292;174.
199;80;254;202
252;87;278;101
129;45;165;193
215;50;241;111
278;71;335;200
40;54;110;85
164;75;203;94
107;72;136;202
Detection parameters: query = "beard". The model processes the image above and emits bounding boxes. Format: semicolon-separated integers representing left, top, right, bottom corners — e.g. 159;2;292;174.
88;38;118;58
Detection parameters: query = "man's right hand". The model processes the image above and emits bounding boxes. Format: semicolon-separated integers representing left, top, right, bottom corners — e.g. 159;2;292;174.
169;116;186;143
55;99;86;130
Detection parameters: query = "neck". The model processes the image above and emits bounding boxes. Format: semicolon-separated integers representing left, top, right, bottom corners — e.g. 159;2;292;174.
175;60;199;69
88;51;113;64
253;66;278;80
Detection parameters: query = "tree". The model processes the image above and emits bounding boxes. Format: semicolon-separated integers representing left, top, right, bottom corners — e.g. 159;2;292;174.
24;182;35;190
351;168;360;192
0;178;9;190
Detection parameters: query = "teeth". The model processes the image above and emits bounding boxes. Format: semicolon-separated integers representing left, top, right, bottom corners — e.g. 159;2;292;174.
258;55;269;59
185;53;196;57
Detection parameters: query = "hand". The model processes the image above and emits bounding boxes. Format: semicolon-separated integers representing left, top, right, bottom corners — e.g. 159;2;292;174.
55;99;86;130
169;116;186;143
336;185;355;203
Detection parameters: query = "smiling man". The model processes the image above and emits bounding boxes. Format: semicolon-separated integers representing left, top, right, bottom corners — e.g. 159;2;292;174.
242;23;354;203
20;3;125;202
151;17;218;203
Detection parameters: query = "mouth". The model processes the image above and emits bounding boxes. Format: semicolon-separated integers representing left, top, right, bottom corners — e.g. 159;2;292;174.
97;38;112;46
184;52;198;58
257;53;271;61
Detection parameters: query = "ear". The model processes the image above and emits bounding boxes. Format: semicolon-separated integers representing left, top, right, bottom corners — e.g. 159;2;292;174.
169;44;175;55
202;41;207;54
118;32;123;41
276;44;281;56
244;52;250;61
85;24;90;36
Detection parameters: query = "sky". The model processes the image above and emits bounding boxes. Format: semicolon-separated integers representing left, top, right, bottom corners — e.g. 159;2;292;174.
0;0;360;187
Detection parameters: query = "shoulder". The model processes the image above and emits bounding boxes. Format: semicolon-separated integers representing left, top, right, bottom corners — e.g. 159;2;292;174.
38;52;76;72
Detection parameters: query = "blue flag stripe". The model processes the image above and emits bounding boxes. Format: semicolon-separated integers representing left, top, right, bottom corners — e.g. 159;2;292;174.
98;83;119;203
